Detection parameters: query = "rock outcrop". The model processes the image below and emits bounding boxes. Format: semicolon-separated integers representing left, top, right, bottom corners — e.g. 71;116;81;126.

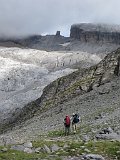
56;31;61;36
70;23;120;44
37;48;120;110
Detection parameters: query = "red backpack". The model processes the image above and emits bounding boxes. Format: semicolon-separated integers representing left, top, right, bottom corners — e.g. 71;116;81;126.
65;116;70;126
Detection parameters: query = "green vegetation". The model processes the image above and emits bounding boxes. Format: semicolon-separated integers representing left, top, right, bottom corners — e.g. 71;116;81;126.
86;141;120;160
0;139;119;160
48;130;65;137
33;139;65;149
0;149;47;160
59;76;95;96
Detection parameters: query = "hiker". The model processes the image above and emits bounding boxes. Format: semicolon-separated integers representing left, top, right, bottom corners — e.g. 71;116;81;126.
64;115;71;136
71;113;80;133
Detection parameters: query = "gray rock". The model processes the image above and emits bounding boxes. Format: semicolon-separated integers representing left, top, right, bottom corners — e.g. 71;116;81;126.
96;132;120;141
24;148;33;153
43;144;51;153
63;143;69;149
51;144;60;152
116;151;120;154
11;145;25;151
63;156;83;160
80;146;85;149
1;148;8;152
83;154;105;160
95;113;103;120
100;127;114;134
35;147;41;153
23;142;33;148
98;87;110;95
11;141;33;153
84;148;91;153
107;127;114;133
82;135;90;142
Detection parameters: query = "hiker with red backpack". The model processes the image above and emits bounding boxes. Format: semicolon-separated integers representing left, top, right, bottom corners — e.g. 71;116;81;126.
64;115;71;136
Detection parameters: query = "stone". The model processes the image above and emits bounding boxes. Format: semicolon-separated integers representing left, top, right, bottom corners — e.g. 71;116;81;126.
116;151;120;154
80;146;85;149
84;148;91;153
1;148;8;152
24;148;33;153
96;132;120;141
82;135;90;142
83;154;105;160
107;127;114;133
23;142;33;148
11;145;25;151
43;144;51;153
98;127;113;135
51;144;60;152
35;147;41;153
63;143;69;149
71;149;76;152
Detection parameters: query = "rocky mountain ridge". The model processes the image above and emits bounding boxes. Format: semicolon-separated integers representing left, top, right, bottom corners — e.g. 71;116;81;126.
70;23;120;44
1;24;120;53
40;48;120;107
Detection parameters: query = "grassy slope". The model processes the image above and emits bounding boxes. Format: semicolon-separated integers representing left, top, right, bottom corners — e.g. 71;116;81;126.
0;129;120;160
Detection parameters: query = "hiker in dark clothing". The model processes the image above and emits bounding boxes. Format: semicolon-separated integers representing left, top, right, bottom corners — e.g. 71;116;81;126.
71;113;80;133
64;115;71;136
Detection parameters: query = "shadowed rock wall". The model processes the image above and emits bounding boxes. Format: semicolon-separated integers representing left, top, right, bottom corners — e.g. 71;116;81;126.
70;23;120;44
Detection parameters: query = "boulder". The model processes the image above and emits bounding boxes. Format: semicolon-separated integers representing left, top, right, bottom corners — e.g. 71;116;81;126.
34;147;41;153
51;144;60;152
24;148;33;153
23;142;33;148
63;143;69;149
96;132;120;141
43;144;51;153
84;148;91;153
1;148;8;152
82;135;90;142
83;154;105;160
11;145;25;151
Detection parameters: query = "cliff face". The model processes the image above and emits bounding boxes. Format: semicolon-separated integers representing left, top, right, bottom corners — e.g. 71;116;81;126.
70;23;120;44
38;48;120;110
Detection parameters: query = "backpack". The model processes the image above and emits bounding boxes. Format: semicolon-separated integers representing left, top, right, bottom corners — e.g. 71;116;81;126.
73;114;79;123
65;116;70;126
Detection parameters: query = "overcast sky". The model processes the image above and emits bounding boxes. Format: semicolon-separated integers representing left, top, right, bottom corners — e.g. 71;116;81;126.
0;0;120;38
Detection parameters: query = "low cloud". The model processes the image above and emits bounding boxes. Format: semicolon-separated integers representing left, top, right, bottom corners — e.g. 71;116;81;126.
0;0;120;38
